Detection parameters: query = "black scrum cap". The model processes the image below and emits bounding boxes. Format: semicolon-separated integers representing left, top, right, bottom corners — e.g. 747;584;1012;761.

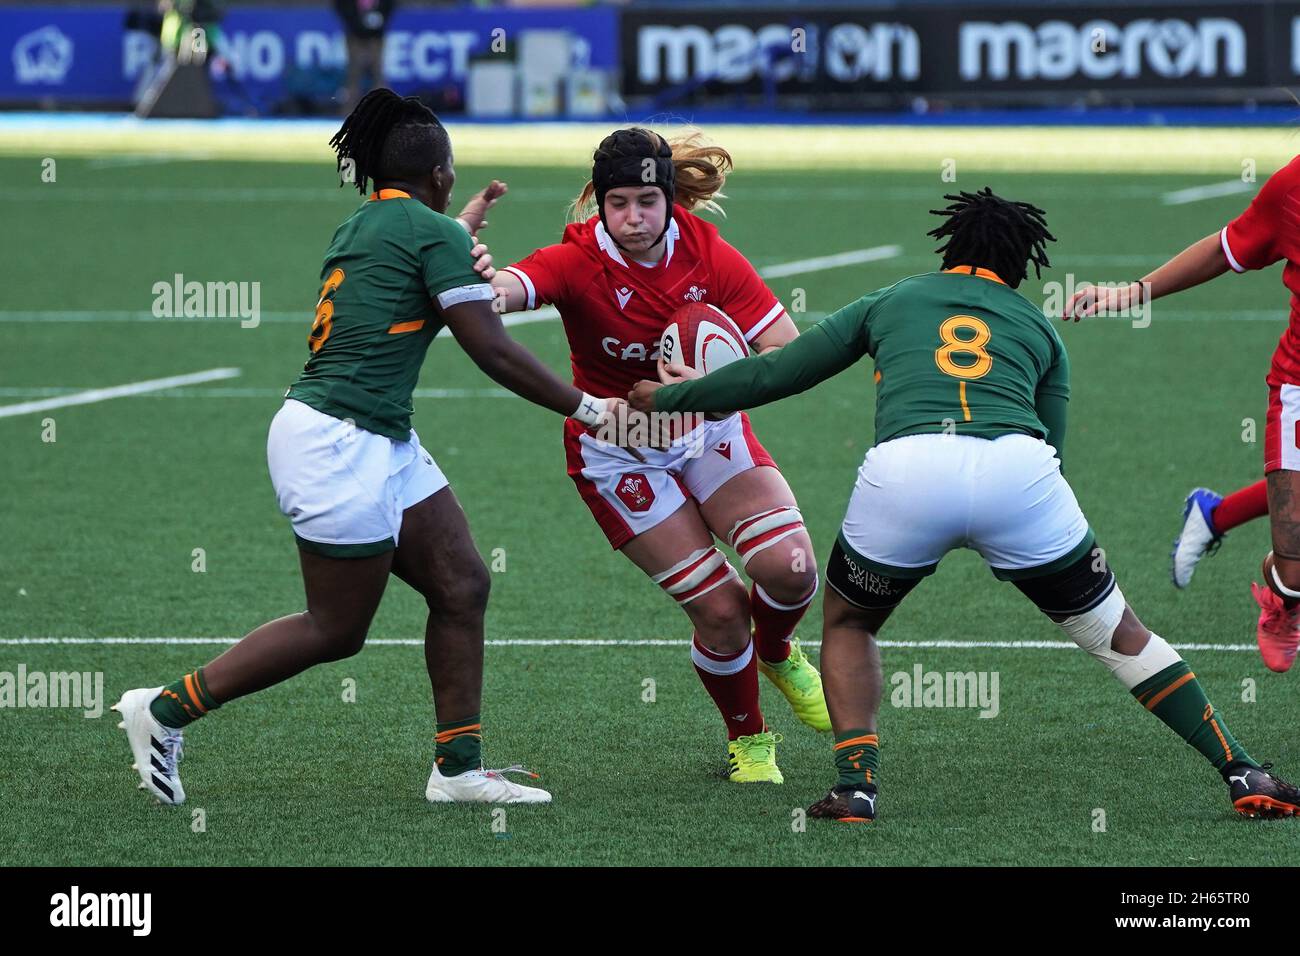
591;129;675;245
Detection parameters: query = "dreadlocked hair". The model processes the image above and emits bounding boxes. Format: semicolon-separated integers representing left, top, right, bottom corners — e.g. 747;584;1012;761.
330;88;450;196
926;187;1055;288
570;128;732;222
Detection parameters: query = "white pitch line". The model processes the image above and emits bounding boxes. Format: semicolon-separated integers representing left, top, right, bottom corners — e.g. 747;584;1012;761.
0;386;512;400
0;368;240;418
0;636;1261;652
0;310;306;324
0;307;561;327
1161;180;1255;206
0;242;900;329
759;244;903;279
435;305;559;336
0;306;1284;327
84;153;216;170
0;186;582;204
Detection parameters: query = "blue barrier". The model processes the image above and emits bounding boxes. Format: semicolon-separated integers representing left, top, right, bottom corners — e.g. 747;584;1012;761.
0;4;618;110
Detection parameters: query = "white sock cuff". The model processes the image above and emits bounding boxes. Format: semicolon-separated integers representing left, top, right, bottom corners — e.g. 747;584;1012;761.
691;636;754;676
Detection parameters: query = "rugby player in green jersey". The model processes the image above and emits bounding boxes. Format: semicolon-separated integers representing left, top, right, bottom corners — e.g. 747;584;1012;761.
113;90;624;806
631;188;1300;822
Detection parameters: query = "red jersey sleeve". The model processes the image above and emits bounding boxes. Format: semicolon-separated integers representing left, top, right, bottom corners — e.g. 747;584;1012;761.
502;240;586;310
710;234;788;342
1222;158;1300;272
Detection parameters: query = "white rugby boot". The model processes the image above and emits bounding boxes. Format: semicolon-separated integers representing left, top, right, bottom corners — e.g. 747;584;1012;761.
1170;487;1224;589
426;763;551;804
111;687;185;805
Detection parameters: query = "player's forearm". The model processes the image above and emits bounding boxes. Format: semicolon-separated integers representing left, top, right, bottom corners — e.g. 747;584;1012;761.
1035;391;1068;468
470;339;584;416
445;302;583;415
488;271;527;313
1140;232;1230;301
655;323;854;414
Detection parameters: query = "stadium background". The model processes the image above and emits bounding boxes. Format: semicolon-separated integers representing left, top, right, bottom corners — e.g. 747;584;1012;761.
3;0;1300;867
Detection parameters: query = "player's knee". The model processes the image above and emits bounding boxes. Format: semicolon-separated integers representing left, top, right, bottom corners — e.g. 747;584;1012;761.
748;540;819;605
1052;586;1180;688
1109;607;1151;656
429;557;490;620
689;582;751;653
304;611;368;662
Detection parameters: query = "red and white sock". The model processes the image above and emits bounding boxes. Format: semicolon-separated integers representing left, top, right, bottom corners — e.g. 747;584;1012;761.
1212;480;1268;533
691;634;764;740
750;576;817;664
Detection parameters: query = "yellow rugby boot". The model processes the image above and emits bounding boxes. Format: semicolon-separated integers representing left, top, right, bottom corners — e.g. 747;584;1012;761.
758;639;832;732
726;730;784;784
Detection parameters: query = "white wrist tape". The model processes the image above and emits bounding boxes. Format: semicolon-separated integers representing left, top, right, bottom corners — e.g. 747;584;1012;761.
571;392;605;427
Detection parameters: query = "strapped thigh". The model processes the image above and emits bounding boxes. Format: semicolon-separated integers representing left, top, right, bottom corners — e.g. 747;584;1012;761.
727;506;805;567
652;546;739;605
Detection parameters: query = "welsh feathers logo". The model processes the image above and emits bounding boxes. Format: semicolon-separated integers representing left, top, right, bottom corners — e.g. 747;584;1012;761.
13;26;73;85
684;285;707;302
615;472;655;513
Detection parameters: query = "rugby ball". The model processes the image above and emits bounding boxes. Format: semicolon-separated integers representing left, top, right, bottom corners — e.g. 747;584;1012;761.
660;303;748;375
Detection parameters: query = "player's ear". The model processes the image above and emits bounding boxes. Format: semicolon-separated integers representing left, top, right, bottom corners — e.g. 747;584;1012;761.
428;167;450;210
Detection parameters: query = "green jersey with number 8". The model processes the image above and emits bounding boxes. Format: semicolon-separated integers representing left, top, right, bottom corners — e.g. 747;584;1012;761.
655;265;1070;456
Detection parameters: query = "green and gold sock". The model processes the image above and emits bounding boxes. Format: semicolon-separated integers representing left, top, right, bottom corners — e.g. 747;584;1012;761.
435;714;482;777
833;729;879;788
1131;662;1258;774
149;667;220;729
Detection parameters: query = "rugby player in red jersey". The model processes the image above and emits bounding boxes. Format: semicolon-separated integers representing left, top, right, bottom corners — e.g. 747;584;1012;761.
487;129;831;782
111;90;626;806
1067;156;1300;672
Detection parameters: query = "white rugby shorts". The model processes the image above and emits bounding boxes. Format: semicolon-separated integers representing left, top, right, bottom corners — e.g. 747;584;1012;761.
266;399;448;557
836;432;1090;580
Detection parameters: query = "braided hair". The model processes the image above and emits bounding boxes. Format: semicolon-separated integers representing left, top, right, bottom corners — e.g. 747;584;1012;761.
330;88;450;196
926;187;1055;288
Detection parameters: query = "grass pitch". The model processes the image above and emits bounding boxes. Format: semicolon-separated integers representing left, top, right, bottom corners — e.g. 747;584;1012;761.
2;131;1299;865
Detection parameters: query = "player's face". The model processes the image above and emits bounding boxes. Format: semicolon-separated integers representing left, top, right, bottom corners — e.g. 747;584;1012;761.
604;186;666;254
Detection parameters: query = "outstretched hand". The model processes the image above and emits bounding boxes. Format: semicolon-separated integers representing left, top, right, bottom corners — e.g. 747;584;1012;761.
455;180;508;237
1062;281;1142;321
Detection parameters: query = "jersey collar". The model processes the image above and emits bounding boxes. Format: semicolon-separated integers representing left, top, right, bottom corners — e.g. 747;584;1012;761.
370;188;411;201
942;264;1007;285
595;217;679;268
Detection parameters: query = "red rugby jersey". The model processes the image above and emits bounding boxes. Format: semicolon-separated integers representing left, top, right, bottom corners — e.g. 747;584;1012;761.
1222;156;1300;376
503;208;788;397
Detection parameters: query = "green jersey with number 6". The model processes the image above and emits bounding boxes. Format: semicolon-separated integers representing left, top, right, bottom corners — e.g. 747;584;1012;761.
654;266;1070;457
286;190;492;441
